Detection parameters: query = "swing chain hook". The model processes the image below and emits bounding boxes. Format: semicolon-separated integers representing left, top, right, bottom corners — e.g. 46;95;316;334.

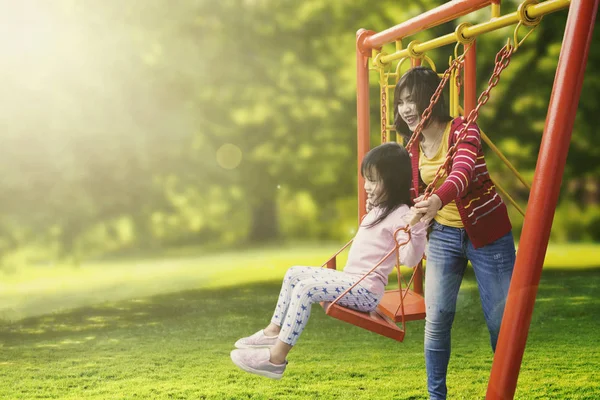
512;20;539;51
513;0;542;51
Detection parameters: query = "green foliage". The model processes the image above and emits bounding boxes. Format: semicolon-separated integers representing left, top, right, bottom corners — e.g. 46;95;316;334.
551;203;600;242
1;0;599;265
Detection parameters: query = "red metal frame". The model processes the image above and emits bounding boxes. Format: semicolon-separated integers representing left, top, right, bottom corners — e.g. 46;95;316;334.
356;0;495;221
355;0;598;397
356;29;373;223
487;0;599;398
363;0;493;51
464;41;477;114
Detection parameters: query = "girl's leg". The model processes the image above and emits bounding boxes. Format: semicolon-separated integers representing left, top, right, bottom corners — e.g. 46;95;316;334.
466;230;516;351
424;221;468;400
271;268;381;363
269;266;325;334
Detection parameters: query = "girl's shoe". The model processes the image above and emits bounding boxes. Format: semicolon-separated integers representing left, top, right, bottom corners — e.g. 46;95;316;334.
234;330;278;349
230;348;287;379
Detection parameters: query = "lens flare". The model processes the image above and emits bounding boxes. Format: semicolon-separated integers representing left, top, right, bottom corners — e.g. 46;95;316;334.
216;143;242;170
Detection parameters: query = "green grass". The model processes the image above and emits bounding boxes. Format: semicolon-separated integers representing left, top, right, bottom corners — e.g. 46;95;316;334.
1;243;599;399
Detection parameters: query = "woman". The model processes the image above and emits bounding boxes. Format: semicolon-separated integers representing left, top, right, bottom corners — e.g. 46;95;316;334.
394;66;516;399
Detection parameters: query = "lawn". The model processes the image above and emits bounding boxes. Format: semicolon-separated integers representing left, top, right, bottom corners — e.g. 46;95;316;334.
0;243;599;399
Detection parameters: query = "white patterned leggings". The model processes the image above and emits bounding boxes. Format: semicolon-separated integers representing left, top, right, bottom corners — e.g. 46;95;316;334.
271;266;382;346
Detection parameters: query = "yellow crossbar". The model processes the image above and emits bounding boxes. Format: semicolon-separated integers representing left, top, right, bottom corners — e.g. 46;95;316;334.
380;0;570;64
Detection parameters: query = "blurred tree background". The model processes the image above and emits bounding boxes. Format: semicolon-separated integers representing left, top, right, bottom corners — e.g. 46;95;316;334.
1;0;598;268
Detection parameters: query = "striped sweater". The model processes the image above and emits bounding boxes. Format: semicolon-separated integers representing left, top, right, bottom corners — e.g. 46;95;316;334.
409;117;512;249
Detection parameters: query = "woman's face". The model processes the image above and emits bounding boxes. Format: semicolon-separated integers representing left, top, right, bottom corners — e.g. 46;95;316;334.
364;167;385;206
397;87;419;132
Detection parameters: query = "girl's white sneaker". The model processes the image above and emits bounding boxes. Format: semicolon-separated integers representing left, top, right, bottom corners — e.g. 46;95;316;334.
230;348;287;379
234;330;278;349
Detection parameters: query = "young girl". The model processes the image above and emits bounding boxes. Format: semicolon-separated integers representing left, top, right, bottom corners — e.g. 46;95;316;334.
230;142;427;379
394;66;516;399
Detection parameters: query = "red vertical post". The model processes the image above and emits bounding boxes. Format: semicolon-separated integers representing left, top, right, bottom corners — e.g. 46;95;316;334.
356;30;373;222
409;56;424;295
464;41;477;114
487;1;599;398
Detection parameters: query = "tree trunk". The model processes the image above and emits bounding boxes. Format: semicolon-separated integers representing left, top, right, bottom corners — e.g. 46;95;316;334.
249;195;279;243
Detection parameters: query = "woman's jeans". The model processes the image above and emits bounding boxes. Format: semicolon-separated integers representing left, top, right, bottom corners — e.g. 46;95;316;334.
425;221;516;399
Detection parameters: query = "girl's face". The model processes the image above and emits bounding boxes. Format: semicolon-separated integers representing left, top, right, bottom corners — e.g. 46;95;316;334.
397;88;419;131
364;167;385;206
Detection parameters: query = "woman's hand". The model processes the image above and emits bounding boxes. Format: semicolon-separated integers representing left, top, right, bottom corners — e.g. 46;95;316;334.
413;194;442;225
408;207;423;226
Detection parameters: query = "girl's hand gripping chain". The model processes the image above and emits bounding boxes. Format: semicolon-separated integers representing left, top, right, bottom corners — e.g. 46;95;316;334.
411;194;442;226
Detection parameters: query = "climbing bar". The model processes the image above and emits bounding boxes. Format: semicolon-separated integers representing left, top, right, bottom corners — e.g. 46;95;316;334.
379;0;570;64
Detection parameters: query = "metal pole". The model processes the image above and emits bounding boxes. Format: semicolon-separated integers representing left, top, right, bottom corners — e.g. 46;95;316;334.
487;0;599;398
410;57;424;296
356;29;372;222
464;41;477;115
364;0;492;49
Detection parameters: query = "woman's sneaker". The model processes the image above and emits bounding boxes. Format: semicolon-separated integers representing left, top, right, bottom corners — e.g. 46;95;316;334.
230;348;287;379
234;330;278;349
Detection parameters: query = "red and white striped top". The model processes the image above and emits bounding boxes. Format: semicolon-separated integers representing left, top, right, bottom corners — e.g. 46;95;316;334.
409;117;512;248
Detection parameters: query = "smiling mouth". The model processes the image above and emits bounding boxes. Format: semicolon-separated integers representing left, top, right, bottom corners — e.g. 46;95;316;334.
404;115;418;125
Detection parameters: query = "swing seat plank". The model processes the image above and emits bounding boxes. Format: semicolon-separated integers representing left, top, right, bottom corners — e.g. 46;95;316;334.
377;289;426;322
321;302;405;342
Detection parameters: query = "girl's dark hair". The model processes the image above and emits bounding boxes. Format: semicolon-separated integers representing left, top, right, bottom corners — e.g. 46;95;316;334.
393;66;452;141
361;142;412;228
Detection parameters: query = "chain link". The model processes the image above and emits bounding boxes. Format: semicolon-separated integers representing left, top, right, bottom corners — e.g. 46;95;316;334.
404;55;465;151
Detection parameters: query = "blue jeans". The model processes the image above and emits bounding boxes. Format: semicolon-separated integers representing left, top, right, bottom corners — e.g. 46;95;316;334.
424;221;515;399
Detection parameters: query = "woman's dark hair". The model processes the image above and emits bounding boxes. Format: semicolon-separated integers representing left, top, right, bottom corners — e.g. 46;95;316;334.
361;142;412;228
393;66;452;140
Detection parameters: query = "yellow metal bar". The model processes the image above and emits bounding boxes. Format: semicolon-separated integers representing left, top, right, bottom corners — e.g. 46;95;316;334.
493;177;526;216
449;65;456;118
386;72;396;142
450;60;460;117
395;40;402;52
491;3;501;18
463;10;521;37
414;33;456;54
480;130;531;190
379;0;570;64
527;0;570;18
458;105;531;190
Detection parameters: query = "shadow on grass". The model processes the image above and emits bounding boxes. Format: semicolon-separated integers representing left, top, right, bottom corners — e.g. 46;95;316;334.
0;281;283;347
1;266;599;348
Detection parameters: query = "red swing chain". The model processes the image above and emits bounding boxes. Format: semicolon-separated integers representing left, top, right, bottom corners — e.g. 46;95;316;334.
404;50;469;152
421;42;514;201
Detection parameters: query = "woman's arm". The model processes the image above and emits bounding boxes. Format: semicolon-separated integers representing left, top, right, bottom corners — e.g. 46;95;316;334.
435;120;481;206
413;120;481;224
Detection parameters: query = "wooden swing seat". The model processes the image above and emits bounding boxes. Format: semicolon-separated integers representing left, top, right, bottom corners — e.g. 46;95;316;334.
319;229;425;342
320;288;425;342
321;300;406;342
378;288;426;322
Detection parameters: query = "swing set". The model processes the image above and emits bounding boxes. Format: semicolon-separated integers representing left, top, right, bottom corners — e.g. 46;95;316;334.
319;0;598;398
